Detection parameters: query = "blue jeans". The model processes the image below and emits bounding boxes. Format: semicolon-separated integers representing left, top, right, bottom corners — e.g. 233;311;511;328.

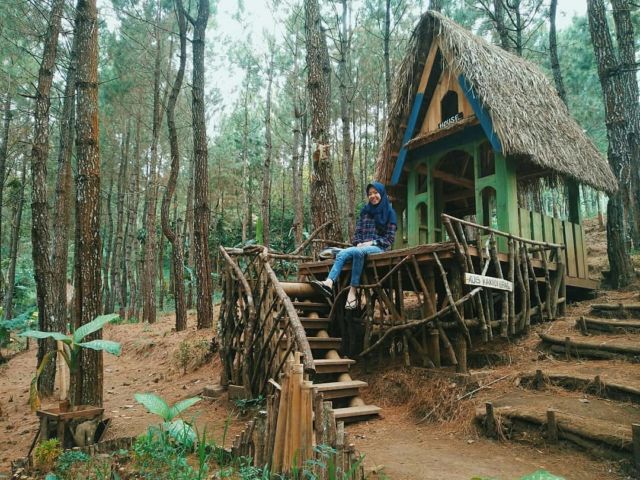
327;245;383;287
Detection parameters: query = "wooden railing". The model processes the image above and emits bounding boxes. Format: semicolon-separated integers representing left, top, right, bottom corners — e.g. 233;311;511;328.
219;246;314;397
442;213;567;337
518;208;587;279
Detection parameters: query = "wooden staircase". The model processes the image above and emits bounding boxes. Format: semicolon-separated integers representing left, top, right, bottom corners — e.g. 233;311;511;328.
286;283;381;423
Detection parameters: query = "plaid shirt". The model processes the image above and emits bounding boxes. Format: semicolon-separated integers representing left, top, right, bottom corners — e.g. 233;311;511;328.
352;211;397;250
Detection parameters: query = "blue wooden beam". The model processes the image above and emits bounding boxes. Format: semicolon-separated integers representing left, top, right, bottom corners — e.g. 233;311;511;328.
408;124;485;161
391;92;424;185
458;74;502;153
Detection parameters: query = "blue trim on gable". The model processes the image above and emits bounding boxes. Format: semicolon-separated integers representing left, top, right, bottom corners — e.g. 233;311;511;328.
458;74;502;153
408;124;486;162
391;92;424;185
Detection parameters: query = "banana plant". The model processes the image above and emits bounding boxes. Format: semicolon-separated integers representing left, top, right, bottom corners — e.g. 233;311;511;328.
19;313;121;410
134;393;201;448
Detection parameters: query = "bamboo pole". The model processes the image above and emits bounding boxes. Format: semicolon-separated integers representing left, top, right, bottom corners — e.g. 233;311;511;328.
358;287;481;357
525;248;544;323
541;249;552;320
433;252;471;347
489;234;509;337
453;220;489;342
508;239;516;335
441;213;565;249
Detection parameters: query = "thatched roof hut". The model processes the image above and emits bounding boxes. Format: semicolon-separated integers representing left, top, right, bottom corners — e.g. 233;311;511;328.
375;11;617;194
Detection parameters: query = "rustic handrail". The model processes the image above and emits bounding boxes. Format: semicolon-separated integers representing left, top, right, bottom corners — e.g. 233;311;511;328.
258;248;315;374
291;220;331;255
219;246;256;321
441;213;565;249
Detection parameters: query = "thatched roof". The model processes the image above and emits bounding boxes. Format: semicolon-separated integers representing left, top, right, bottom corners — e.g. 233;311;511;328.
375;11;617;194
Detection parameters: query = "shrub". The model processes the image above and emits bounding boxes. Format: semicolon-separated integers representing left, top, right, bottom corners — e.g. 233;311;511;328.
34;438;63;472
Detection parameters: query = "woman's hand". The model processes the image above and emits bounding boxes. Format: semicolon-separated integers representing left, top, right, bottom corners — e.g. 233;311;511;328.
357;241;374;247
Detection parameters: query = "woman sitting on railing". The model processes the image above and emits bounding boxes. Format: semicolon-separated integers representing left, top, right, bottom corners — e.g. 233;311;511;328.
312;181;397;309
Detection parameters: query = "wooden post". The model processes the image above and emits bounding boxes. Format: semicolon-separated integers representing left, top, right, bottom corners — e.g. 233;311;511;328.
519;243;531;330
547;409;558;444
454;334;468;374
433;252;471;347
565;336;571;360
541;249;552;321
508;238;516;335
632;423;640;470
579;316;589;336
313;391;324;445
485;402;497;438
428;330;441;367
254;410;267;466
488;234;508;337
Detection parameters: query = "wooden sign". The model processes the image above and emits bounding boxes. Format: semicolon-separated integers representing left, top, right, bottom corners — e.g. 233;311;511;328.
464;273;513;292
438;112;462;129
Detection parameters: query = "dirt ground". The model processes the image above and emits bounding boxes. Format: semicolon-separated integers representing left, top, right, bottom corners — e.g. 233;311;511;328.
0;311;634;479
1;221;639;479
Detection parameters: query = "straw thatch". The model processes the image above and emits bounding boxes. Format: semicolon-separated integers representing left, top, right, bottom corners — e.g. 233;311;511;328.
375;11;617;194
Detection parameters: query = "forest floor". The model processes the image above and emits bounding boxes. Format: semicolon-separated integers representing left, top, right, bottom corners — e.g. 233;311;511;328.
1;220;639;480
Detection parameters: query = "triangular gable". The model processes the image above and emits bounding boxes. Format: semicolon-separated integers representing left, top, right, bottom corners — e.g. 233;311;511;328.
390;40;503;185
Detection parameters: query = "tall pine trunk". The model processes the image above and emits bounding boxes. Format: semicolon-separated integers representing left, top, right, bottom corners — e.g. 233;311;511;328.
241;73;250;243
187;0;213;328
161;11;188;329
102;169;114;311
184;158;195;309
587;0;635;288
305;0;343;243
339;0;355;237
259;48;275;247
0;92;12;290
72;0;103;407
610;0;640;247
123;119;141;320
383;0;391;113
4;158;27;319
51;29;77;339
548;0;567;105
142;16;166;325
161;0;187;332
31;0;65;396
110;125;129;314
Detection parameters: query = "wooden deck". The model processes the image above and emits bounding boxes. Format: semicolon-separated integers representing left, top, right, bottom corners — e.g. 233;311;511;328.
298;242;598;292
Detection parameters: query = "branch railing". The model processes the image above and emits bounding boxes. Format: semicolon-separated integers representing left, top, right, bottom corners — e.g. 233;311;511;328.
219;245;314;397
441;213;567;336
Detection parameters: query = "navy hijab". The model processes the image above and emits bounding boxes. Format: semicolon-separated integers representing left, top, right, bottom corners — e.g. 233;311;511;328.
362;181;397;230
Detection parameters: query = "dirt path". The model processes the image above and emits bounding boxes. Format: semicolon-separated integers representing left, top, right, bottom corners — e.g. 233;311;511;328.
1;305;636;479
350;410;622;480
0;312;245;476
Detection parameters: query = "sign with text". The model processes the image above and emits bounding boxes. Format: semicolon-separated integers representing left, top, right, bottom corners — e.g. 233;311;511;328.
464;273;513;292
438;112;463;129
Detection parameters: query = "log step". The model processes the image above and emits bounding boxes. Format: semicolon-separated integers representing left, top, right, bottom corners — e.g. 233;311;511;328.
333;405;381;422
292;301;330;312
283;337;342;351
576;316;640;333
281;282;318;299
314;380;368;400
539;333;640;360
298;317;331;330
590;303;640;319
314;358;355;374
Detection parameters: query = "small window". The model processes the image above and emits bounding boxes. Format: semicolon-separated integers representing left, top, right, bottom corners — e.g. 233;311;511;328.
418;203;428;244
440;90;459;122
479;141;495;178
415;162;428;194
401;208;408;242
481;187;498;229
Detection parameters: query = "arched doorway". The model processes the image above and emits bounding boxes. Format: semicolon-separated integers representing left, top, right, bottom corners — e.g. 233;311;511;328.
432;149;476;241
